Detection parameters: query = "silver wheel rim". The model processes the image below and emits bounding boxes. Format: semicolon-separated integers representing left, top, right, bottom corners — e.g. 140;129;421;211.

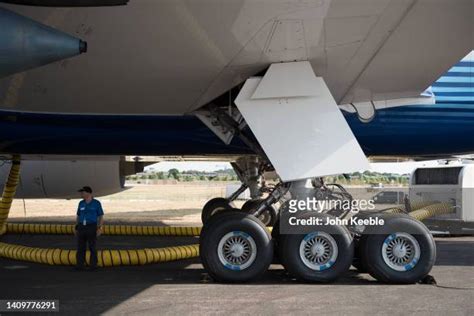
299;232;338;271
382;232;420;271
217;231;257;270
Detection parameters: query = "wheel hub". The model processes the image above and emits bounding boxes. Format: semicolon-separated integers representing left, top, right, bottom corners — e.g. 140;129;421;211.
230;243;245;258
299;232;338;271
217;231;257;270
311;244;325;257
382;232;421;272
392;244;407;258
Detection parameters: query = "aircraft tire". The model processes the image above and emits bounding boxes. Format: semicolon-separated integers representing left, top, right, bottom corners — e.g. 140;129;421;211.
352;235;368;273
241;199;277;226
201;198;233;225
359;214;436;284
200;211;273;282
278;214;354;283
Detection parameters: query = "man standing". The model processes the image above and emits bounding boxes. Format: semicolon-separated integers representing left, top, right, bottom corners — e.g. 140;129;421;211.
75;186;104;271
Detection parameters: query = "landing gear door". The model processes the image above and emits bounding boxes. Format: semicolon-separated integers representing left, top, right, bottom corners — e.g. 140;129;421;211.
235;61;369;182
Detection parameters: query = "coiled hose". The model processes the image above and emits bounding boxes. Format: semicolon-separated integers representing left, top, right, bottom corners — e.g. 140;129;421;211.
0;155;20;235
384;200;455;221
408;202;454;221
384;200;440;214
6;223;201;237
0;241;199;267
1;222;202;266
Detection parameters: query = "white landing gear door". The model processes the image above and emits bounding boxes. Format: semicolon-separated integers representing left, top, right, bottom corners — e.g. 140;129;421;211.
234;61;369;182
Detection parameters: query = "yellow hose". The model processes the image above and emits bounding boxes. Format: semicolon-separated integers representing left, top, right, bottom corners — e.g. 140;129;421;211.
384;208;405;214
0;155;20;235
384;200;454;221
384;200;440;214
409;200;439;212
408;202;454;221
0;241;199;266
6;223;201;237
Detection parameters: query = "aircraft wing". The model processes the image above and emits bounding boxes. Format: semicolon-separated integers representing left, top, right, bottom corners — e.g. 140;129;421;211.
319;0;474;105
194;0;474;111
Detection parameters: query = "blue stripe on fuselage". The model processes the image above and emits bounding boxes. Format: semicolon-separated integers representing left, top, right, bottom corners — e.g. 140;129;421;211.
1;103;474;157
345;103;474;156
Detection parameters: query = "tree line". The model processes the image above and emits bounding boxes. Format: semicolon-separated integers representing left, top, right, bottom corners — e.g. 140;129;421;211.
126;169;409;185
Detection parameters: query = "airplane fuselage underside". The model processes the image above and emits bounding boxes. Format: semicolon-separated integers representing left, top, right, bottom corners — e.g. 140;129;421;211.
0;0;472;115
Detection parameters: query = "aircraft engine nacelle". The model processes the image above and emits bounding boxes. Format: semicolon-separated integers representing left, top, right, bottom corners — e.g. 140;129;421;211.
0;7;87;78
0;158;143;199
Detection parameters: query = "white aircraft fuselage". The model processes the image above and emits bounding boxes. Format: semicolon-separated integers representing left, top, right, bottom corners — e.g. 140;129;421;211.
0;0;472;115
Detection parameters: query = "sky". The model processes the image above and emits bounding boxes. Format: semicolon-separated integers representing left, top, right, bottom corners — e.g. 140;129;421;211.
145;160;444;175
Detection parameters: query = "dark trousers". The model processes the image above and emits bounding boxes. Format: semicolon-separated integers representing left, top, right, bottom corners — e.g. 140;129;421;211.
76;224;98;267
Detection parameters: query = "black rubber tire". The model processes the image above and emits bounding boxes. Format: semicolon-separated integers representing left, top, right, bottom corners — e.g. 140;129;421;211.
241;199;277;226
359;214;436;284
278;214;354;283
271;218;281;264
352;236;368;273
201;198;233;225
200;211;274;282
271;218;280;244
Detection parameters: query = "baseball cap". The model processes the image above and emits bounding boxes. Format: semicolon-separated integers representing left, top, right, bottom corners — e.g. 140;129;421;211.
78;186;93;193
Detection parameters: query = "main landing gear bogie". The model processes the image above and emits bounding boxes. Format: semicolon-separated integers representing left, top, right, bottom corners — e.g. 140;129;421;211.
200;209;356;283
196;100;436;284
200;205;436;284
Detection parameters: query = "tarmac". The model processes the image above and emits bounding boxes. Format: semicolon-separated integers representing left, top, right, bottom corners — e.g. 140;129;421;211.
0;229;473;315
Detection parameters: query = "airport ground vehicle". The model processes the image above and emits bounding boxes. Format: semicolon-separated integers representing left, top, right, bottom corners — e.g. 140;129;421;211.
409;165;474;235
373;191;406;204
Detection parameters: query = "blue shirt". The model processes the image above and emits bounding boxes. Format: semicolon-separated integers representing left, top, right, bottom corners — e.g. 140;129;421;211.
77;199;104;225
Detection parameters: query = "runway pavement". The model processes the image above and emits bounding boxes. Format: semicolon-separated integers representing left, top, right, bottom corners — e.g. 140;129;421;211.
0;231;472;315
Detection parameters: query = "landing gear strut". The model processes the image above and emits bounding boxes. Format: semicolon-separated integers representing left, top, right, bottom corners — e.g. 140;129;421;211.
201;155;279;226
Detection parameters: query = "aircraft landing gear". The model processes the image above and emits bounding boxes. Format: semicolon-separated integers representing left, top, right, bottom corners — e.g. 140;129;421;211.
196;99;435;284
277;214;354;283
199;178;289;282
201;187;246;225
241;199;277;226
201;156;278;225
357;213;436;284
200;211;273;282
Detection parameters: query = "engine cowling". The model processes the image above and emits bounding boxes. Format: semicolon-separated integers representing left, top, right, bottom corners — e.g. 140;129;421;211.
0;157;144;199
